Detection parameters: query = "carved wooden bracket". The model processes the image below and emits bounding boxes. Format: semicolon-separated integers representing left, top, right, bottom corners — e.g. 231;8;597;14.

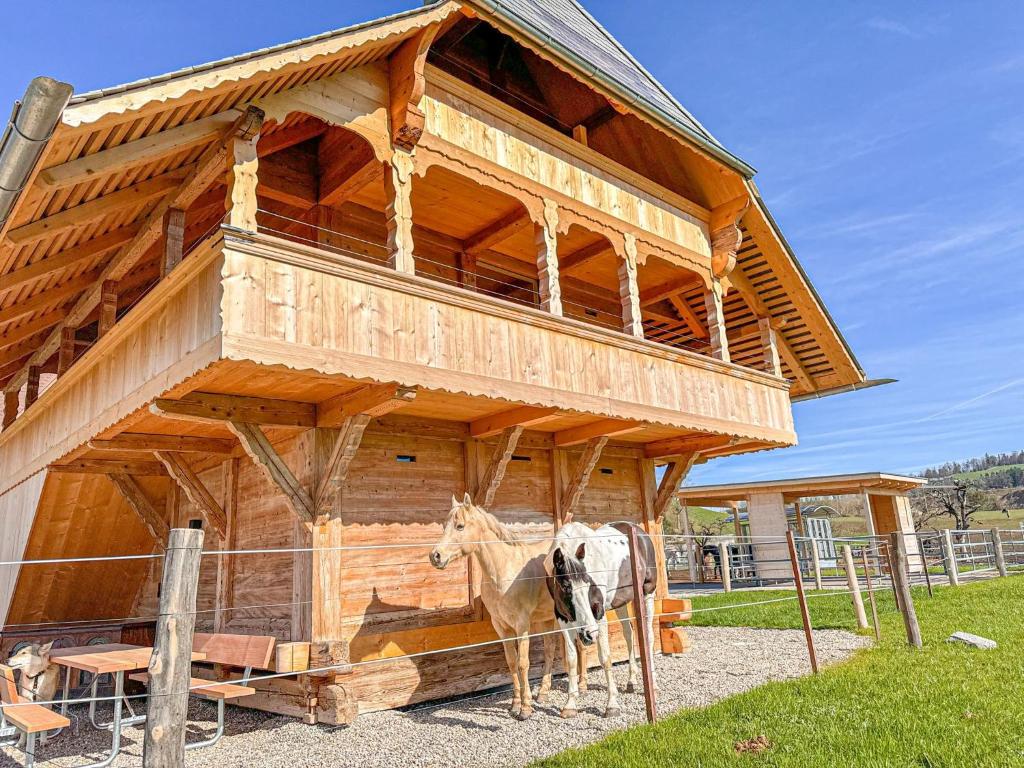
560;436;608;522
109;472;170;543
474;425;524;508
154;450;228;539
709;195;750;278
389;24;440;150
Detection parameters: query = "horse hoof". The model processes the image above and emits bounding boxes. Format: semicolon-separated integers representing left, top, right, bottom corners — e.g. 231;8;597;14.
560;707;578;719
604;707;621;718
515;708;534;721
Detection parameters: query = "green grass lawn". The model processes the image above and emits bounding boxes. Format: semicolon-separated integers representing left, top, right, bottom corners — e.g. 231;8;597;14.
535;577;1024;768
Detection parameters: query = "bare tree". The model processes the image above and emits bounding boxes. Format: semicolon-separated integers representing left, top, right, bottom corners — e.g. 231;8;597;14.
921;480;994;530
909;491;953;531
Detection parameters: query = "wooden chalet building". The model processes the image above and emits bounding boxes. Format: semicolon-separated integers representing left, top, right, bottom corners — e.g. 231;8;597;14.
0;0;867;720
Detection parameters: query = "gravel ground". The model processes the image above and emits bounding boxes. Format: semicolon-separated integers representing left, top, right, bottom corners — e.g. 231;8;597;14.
2;627;869;768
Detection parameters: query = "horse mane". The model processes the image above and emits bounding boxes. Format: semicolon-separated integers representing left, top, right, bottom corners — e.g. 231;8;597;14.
465;502;526;546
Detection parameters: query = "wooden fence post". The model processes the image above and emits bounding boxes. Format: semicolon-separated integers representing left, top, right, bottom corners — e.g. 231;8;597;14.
785;530;818;673
991;528;1008;578
841;545;868;630
942;529;960;587
810;538;823;591
719;541;732;593
860;547;881;643
889;532;922;649
627;525;657;723
143;528;205;767
918;534;933;597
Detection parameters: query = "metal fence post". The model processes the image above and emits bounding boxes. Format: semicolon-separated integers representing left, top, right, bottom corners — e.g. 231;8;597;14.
991;529;1008;578
627;525;657;723
841;544;868;629
143;528;205;767
942;528;960;587
889;532;922;649
786;530;818;673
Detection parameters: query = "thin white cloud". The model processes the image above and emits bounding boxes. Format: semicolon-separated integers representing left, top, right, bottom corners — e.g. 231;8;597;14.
865;17;925;40
918;378;1024;422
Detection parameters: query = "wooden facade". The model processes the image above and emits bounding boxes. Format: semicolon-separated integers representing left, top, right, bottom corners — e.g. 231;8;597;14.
0;0;864;719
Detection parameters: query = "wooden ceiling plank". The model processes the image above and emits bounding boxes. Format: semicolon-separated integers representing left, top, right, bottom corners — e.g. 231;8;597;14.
317;383;418;426
0;308;68;349
559;239;612;274
89;433;236;454
469;405;559;438
318;156;383;208
151;392;316;427
639;275;703;307
644;433;734;460
463;208;532;255
667;295;708;340
0;270;101;327
38;110;241;191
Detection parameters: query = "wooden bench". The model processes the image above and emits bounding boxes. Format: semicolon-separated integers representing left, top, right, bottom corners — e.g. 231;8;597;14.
130;633;275;749
1;664;71;768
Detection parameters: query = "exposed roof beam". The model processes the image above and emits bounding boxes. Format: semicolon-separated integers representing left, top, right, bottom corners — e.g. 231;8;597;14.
258;150;318;209
317;383;418;426
151;392;316;427
470;405;559;438
38;110;241;191
108;472;170;542
0;307;68;349
257;120;327;158
318;129;383;208
463;209;532;255
644;434;735;460
580;104;618;133
6;167;191;247
668;295;707;340
639;275;703;307
155;450;228;538
0;270;101;327
89;433;236;454
559;240;612;274
0;224;140;296
554;418;644;447
228;421;314;524
49;458;167;475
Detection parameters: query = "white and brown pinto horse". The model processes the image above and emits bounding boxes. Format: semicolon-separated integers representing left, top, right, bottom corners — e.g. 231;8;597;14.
430;494;558;720
545;521;657;718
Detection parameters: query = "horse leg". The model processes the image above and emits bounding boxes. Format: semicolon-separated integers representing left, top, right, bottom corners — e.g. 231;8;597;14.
619;606;640;693
536;632;555;705
597;619;621;717
560;629;580;718
501;638;523;717
576;636;589;693
515;634;534;720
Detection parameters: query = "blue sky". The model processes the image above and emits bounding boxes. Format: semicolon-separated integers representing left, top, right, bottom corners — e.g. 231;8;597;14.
2;1;1021;482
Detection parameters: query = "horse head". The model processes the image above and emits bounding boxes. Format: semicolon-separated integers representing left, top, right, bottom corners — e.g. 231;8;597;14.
547;543;604;646
430;492;480;570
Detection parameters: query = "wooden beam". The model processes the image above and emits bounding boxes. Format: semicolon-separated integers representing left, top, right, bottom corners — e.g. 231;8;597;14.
554;418;643;447
385;152;415;274
644;434;734;460
560;239;612;274
24;366;40;407
0;308;67;349
96;280;118;337
0;269;100;329
313;414;371;514
703;279;730;362
257;120;326;158
759;316;782;376
389;24;440;150
469;405;559;438
580;104;618;134
257;150;317;209
151;393;316;427
154;450;228;539
38;110;242;190
108;472;170;543
56;326;76;376
89;433;236;454
228;421;314;524
2;390;17;430
463;208;532;255
654;454;698;521
318;130;382;208
161;208;186;277
710;195;749;278
317;384;417;426
571;124;588;146
639;275;703;307
226;109;265;230
560;436;607;522
535;200;562;315
668;295;708;340
0;224;139;296
49;459;167;475
617;233;643;337
474;425;524;508
6;167;191;246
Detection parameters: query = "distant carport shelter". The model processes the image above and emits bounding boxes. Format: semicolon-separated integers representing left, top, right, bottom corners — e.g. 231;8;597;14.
678;473;928;579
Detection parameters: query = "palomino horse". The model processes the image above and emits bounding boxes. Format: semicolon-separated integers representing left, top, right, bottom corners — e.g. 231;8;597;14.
545;521;657;718
429;494;558;720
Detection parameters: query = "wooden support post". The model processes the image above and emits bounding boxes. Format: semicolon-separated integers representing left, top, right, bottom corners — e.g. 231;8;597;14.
681;505;698;583
162;208;186;277
794;501;805;536
719;541;731;592
97;280;118;338
2;390;17;430
626;524;657;723
919;534;933;597
942;528;960;587
143;527;204;767
889;532;922;648
225;109;264;231
758;317;782;376
385;152;415;274
730;502;742;538
862;491;876;536
560;436;607;522
703;278;730;362
786;530;818;673
228;421;314;524
109;472;170;543
860;546;882;643
215;458;239;634
154;451;228;540
841;544;868;630
991;528;1008;578
25;365;40;407
534;200;562;315
457;250;477;290
57;326;76;376
617;234;643;337
810;537;823;591
474;425;523;508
